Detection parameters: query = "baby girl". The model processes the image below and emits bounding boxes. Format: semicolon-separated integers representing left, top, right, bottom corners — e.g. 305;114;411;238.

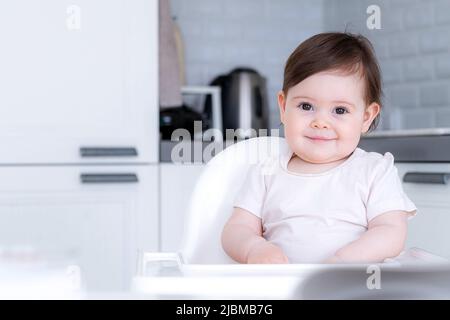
221;32;417;264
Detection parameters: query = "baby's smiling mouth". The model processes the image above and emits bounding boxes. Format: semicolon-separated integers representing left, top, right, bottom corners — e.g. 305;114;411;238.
306;135;336;142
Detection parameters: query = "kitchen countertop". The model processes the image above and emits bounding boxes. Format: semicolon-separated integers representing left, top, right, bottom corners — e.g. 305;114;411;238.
359;128;450;162
160;140;231;164
160;128;450;163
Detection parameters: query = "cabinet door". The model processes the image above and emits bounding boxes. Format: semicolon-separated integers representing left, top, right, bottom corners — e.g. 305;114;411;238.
396;163;450;258
160;164;205;251
0;0;158;164
0;165;158;292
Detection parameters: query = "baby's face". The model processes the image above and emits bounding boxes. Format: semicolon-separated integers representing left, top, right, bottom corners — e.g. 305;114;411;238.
278;70;380;164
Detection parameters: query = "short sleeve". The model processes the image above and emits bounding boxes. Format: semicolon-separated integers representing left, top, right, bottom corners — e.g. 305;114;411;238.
233;164;266;218
366;152;417;222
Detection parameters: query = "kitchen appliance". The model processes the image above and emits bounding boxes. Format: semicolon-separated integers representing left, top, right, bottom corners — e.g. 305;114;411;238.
160;86;222;141
204;68;269;139
160;105;204;140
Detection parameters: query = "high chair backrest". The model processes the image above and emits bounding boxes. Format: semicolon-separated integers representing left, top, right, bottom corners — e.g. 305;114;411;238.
179;136;289;264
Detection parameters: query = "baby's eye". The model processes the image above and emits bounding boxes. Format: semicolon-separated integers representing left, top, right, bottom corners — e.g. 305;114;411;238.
298;103;313;111
334;107;349;115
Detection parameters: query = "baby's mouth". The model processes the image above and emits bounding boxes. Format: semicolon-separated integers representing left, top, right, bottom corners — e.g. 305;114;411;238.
306;136;336;142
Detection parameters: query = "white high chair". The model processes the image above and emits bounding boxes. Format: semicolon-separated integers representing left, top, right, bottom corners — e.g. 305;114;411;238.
134;137;449;299
178;136;448;265
179;136;288;264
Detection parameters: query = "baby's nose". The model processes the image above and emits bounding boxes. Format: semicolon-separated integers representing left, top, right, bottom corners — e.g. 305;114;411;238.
310;118;330;129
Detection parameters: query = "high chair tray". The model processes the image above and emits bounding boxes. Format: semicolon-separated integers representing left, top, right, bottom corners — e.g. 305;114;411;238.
133;263;450;300
132;248;450;299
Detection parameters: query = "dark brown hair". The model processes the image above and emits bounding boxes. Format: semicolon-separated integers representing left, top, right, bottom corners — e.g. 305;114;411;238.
282;32;382;132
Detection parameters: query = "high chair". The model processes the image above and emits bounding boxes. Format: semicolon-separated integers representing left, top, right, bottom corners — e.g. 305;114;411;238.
133;137;449;299
179;136;288;264
177;136;448;265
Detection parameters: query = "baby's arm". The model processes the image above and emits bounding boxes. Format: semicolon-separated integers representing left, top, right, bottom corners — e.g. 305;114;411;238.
325;210;409;263
221;207;289;264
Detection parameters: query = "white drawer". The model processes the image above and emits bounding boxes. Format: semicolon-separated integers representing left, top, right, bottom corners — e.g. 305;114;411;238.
0;165;158;291
396;162;450;258
396;163;450;205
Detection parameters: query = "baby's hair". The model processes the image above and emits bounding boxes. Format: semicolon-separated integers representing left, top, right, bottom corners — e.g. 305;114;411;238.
282;32;382;132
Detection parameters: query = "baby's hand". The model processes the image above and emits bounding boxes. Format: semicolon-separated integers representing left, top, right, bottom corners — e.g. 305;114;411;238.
323;255;344;264
246;241;289;264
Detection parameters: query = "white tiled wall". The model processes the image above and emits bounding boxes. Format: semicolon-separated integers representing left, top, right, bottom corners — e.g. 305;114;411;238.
171;0;325;129
324;0;450;130
171;0;450;130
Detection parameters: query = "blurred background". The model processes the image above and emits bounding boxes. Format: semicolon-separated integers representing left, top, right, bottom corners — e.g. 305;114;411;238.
170;0;450;131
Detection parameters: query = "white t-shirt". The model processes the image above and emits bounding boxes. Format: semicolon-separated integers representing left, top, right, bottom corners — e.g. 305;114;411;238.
233;146;417;263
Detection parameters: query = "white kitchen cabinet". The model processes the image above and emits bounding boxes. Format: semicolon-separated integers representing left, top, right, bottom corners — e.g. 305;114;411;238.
0;165;158;292
0;0;158;164
396;163;450;258
160;163;205;252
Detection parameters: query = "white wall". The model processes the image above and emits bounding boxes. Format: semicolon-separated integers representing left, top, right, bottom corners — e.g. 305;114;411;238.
324;0;450;130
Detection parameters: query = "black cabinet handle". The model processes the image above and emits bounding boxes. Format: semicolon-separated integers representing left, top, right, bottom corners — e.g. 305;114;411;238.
403;172;450;184
80;173;139;184
80;147;138;157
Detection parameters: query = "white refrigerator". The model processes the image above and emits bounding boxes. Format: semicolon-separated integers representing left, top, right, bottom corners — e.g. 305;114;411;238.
0;0;159;292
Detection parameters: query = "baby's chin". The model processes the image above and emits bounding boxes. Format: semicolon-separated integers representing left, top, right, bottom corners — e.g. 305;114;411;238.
298;155;340;164
294;149;347;165
290;140;356;164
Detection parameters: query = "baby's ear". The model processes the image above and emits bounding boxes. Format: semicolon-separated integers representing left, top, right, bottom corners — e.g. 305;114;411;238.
362;102;380;133
277;91;286;124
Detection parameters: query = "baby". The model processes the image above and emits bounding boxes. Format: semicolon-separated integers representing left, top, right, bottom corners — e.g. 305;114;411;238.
221;32;417;264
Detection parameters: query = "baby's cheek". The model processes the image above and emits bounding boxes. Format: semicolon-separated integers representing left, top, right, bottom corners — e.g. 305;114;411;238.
337;135;360;152
286;126;305;142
